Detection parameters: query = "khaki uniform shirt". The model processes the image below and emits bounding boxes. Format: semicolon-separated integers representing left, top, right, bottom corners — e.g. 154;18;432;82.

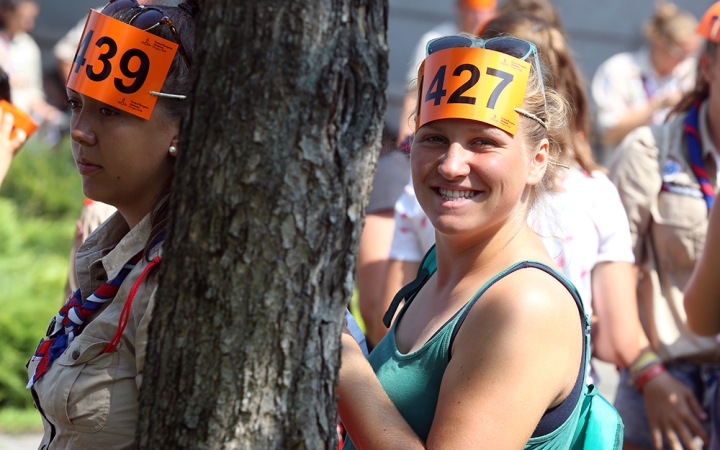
29;212;160;450
608;101;720;362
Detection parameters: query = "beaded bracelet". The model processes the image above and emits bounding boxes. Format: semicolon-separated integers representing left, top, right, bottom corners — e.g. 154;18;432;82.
636;364;667;392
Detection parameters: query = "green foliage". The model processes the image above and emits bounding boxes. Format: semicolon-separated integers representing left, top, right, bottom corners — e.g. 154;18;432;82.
0;136;85;218
0;136;82;416
0;407;42;433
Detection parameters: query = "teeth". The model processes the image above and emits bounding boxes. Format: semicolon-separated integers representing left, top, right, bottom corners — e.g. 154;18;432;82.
439;188;477;200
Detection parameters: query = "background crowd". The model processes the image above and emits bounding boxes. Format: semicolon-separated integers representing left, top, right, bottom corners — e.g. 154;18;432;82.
1;0;720;449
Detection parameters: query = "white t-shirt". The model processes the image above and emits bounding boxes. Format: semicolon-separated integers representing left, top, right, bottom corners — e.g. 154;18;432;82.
0;31;44;114
405;22;460;89
531;168;636;316
388;169;636;317
591;47;696;134
388;182;436;262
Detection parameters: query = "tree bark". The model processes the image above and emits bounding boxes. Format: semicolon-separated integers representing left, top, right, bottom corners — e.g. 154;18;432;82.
136;0;388;448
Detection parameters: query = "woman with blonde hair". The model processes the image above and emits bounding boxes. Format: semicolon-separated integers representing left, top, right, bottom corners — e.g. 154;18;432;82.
338;28;620;447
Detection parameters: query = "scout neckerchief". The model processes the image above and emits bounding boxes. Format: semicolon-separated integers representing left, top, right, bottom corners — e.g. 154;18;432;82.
27;231;164;389
684;101;715;210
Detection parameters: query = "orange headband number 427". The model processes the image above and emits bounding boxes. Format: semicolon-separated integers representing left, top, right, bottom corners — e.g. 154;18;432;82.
67;10;178;120
416;47;530;135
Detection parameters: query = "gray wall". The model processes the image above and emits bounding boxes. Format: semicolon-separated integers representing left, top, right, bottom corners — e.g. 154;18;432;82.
30;1;716;132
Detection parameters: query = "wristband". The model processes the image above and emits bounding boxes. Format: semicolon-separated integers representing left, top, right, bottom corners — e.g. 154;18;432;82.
630;350;662;375
636;363;667;392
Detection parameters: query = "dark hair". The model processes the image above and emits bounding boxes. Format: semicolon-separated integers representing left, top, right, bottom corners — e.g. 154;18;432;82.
670;40;716;116
110;0;198;258
482;12;600;173
0;0;37;29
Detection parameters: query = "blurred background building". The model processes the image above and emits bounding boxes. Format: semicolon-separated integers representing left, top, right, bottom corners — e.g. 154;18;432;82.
30;0;713;134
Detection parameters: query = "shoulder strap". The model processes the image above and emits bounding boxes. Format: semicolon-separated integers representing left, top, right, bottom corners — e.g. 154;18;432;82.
382;246;437;328
449;261;589;359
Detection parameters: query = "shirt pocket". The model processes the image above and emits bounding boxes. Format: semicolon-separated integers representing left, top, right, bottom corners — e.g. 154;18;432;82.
46;334;120;433
651;190;707;272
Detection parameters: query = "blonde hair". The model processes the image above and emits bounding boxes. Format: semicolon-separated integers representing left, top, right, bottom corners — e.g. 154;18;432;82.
517;54;569;207
645;1;697;46
481;12;601;174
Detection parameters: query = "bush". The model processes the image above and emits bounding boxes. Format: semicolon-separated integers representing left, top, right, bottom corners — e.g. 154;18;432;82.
0;136;82;411
0;136;85;218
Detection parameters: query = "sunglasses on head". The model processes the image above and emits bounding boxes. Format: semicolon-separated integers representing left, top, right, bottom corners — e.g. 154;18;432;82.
426;35;546;112
101;0;191;70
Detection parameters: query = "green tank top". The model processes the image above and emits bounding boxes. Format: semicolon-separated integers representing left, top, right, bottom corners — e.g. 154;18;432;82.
344;253;589;449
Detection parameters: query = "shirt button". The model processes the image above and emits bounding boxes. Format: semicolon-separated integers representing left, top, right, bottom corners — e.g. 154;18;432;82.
95;273;107;281
72;349;81;360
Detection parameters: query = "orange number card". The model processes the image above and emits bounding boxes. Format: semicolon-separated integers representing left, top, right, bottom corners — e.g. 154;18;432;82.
0;100;38;141
66;10;178;120
416;47;530;135
697;3;720;42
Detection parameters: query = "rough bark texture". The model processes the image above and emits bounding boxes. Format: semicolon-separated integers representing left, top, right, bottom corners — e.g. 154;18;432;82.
136;0;388;448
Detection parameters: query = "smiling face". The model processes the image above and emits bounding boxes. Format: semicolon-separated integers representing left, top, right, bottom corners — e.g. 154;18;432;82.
411;118;547;242
67;89;179;228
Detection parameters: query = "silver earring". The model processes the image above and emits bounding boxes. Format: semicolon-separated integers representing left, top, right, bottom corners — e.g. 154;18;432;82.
169;145;177;155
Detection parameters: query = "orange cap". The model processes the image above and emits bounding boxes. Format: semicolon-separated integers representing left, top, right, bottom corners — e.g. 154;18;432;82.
460;0;497;11
697;1;720;42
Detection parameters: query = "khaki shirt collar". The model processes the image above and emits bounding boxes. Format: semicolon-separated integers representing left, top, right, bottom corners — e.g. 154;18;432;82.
76;212;152;285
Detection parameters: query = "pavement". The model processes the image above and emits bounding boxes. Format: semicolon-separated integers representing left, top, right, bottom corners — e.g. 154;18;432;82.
0;433;41;450
0;362;619;449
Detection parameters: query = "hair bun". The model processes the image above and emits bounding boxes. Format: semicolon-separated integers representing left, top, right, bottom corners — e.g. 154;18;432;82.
178;1;199;17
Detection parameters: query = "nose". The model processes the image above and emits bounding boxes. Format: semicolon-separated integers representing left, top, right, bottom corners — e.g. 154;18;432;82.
70;112;97;148
438;142;470;179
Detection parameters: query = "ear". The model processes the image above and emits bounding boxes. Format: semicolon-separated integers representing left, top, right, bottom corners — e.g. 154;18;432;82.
526;138;549;186
700;52;714;85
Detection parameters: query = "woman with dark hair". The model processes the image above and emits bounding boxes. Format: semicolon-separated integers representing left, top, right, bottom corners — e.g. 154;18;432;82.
25;1;198;448
609;2;720;449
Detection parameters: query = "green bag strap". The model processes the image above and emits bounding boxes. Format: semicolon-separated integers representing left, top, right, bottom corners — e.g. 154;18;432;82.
382;246;437;328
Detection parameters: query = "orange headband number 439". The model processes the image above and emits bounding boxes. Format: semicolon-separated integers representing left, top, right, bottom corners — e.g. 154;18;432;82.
67;10;178;120
416;47;530;135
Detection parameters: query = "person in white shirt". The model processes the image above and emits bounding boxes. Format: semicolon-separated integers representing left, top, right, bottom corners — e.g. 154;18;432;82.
591;2;700;161
0;0;62;126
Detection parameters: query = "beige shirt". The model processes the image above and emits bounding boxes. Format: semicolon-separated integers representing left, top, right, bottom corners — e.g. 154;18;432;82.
608;101;720;362
29;212;160;450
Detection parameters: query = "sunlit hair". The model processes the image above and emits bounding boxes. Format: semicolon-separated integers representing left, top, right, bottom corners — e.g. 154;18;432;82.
516;46;569;208
481;12;600;174
108;0;198;258
671;40;717;116
645;1;697;46
494;0;564;35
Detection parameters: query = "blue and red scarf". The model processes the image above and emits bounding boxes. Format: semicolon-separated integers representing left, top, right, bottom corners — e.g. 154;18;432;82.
684;102;715;210
27;247;162;389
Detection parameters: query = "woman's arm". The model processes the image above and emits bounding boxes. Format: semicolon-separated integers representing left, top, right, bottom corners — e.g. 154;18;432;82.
684;200;720;336
591;261;644;366
337;332;424;450
375;259;419;337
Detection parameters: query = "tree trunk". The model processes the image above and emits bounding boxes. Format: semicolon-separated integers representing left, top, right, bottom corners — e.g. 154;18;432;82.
136;0;388;448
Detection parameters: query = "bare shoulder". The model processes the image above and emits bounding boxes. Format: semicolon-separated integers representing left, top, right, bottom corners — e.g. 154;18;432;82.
429;265;584;446
472;265;580;330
